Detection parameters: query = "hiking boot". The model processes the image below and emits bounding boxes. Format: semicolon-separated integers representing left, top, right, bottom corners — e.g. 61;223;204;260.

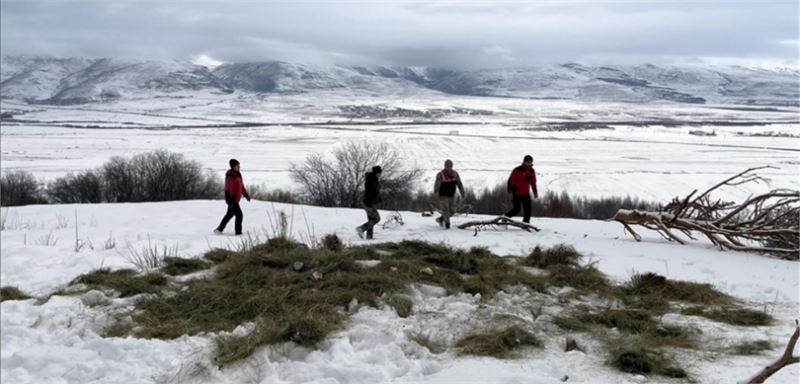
436;217;444;227
366;233;374;240
445;221;451;229
213;228;222;234
356;226;365;239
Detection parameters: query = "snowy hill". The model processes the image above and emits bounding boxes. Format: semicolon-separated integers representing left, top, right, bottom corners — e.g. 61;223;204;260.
0;56;95;101
1;56;798;106
213;61;347;92
0;57;232;104
1;201;798;383
413;63;799;105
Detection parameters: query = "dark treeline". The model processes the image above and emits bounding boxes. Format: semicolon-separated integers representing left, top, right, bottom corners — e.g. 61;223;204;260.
252;183;661;221
376;184;660;220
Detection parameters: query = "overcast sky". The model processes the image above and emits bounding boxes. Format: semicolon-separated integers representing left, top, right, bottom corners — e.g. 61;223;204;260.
1;0;798;68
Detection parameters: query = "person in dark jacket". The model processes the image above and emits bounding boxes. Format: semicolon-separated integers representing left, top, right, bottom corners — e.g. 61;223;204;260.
504;155;538;223
214;159;251;235
433;159;465;229
356;166;382;240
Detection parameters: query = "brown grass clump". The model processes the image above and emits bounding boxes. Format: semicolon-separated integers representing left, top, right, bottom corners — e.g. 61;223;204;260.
125;239;579;366
386;294;413;318
162;257;211;276
0;286;31;302
612;348;687;378
409;332;446;354
203;248;236;264
732;340;772;355
681;306;773;326
69;268;167;298
623;272;732;305
53;237;751;372
456;325;542;358
522;244;581;268
555;308;696;351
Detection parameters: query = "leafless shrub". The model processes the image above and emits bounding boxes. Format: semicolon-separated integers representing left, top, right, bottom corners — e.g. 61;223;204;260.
47;170;103;203
298;207;319;247
54;214;69;229
34;231;58;246
1;211;39;231
290;141;422;208
122;236;178;271
75;238;94;252
103;232;117;250
1;170;46;206
225;232;264;252
102;150;222;202
266;205;292;239
100;156;137;202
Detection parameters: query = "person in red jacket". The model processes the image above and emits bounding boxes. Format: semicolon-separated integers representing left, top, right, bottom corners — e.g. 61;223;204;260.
214;159;250;235
504;155;538;223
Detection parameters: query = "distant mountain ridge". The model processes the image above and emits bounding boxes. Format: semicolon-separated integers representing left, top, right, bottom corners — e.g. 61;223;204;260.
1;56;798;106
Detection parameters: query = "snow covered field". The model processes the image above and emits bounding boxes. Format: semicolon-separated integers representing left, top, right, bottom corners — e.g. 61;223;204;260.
2;96;798;201
1;93;799;383
1;200;798;383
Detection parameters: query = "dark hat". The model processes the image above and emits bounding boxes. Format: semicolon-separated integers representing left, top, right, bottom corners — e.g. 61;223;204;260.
372;165;383;174
229;158;240;168
523;155;533;163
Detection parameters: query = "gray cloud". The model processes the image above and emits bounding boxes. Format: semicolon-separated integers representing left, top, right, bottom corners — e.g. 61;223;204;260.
1;0;797;68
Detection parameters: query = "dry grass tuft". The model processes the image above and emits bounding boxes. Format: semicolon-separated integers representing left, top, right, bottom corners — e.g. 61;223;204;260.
0;286;31;302
455;325;542;358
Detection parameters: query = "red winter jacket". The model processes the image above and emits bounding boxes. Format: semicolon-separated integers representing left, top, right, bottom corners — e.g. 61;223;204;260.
507;164;538;197
224;170;249;203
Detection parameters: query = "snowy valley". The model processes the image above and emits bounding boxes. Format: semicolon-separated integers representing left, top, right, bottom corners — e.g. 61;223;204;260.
1;56;799;384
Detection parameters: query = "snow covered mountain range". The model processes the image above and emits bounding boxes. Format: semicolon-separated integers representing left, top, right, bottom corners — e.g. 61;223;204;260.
1;56;798;106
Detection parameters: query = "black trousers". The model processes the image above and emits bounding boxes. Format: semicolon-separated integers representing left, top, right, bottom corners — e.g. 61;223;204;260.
217;201;243;235
505;195;531;223
359;205;381;236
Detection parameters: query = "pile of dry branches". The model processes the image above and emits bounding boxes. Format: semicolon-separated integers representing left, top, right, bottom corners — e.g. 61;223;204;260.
614;166;799;259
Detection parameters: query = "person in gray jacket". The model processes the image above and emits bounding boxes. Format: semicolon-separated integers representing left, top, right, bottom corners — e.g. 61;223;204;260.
433;159;465;229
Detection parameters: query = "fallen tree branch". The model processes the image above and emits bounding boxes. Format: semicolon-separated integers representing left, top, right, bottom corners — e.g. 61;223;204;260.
614;168;799;259
744;320;800;383
458;216;541;236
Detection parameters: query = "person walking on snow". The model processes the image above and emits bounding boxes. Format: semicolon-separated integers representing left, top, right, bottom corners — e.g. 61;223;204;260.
356;166;382;240
504;155;538;223
215;159;250;235
434;159;465;229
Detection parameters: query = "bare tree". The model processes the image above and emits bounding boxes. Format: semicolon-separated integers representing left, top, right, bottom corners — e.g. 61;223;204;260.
290;141;422;208
614;167;799;259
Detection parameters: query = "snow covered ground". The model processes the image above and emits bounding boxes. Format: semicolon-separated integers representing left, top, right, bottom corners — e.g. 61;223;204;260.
1;200;798;384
